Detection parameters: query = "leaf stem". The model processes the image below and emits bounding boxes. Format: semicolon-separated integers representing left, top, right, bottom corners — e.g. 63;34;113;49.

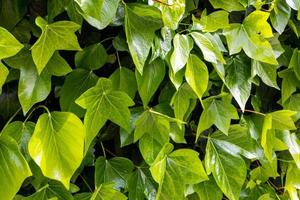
153;0;172;6
116;51;122;68
100;142;107;158
80;174;93;192
237;109;265;116
1;107;22;132
100;37;114;44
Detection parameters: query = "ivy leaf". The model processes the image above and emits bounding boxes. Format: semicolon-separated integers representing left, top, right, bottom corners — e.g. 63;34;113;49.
76;78;134;150
170;34;193;73
95;156;134;190
194;176;223;200
150;144;208;200
209;0;244;11
286;0;300;10
277;131;300;168
0;26;24;60
74;0;121;30
197;98;239;138
4;49;71;114
224;11;277;65
205;137;247;200
270;110;297;130
278;69;300;103
270;0;291;34
285;164;300;199
0;136;32;200
136;59;165;107
171;82;197;121
31;17;81;74
185;54;209;100
91;183;127;200
22;180;73;200
1;121;35;161
191;32;225;64
288;48;300;81
252;60;279;89
0;26;24;91
225;56;252;111
28;111;85;189
151;0;185;30
110;67;137;99
125;4;163;73
127;167;156;200
192;10;229;32
60;69;98;118
75;43;108;70
261;114;274;162
134;109;170;164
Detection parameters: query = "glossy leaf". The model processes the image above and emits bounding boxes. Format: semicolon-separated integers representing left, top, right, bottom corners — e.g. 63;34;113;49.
125;4;163;73
0;136;31;199
91;183;127;200
95;156;134;190
74;0;121;30
31;17;81;74
224;11;277;65
76;78;134;150
28;111;85;189
170;34;193;73
205;137;247;200
197;98;239;138
150;144;208;200
185;54;209;100
192;10;229;32
136;59;165;107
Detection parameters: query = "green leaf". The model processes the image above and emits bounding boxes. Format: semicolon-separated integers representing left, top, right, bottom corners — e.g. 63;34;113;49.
205;137;247;200
1;121;34;161
261;114;273;162
225;56;252;111
224;11;277;65
150;144;208;200
76;78;134;150
110;67;137;99
191;32;225;64
47;0;70;20
286;163;300;199
60;69;98;117
0;62;9;93
0;26;24;60
31;17;81;74
125;3;163;73
185;54;209;100
278;69;300;103
134;109;170;164
194;176;223;200
4;49;71;114
269;110;297;130
209;0;244;11
170;34;193;73
286;0;300;10
95;156;134;190
270;0;291;34
192;10;229;32
151;0;185;30
28;111;85;189
0;136;32;200
91;183;127;200
277;131;300;168
252;60;279;89
197;98;239;138
75;43;108;70
74;0;121;30
171;82;197;121
126;167;156;200
22;181;73;200
289;48;300;81
136;59;165;107
0;0;28;30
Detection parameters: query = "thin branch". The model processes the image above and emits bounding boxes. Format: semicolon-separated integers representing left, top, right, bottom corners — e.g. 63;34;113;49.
237;109;266;116
153;0;172;6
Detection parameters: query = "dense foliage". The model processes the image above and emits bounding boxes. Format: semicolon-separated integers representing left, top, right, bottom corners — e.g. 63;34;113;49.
1;0;300;199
